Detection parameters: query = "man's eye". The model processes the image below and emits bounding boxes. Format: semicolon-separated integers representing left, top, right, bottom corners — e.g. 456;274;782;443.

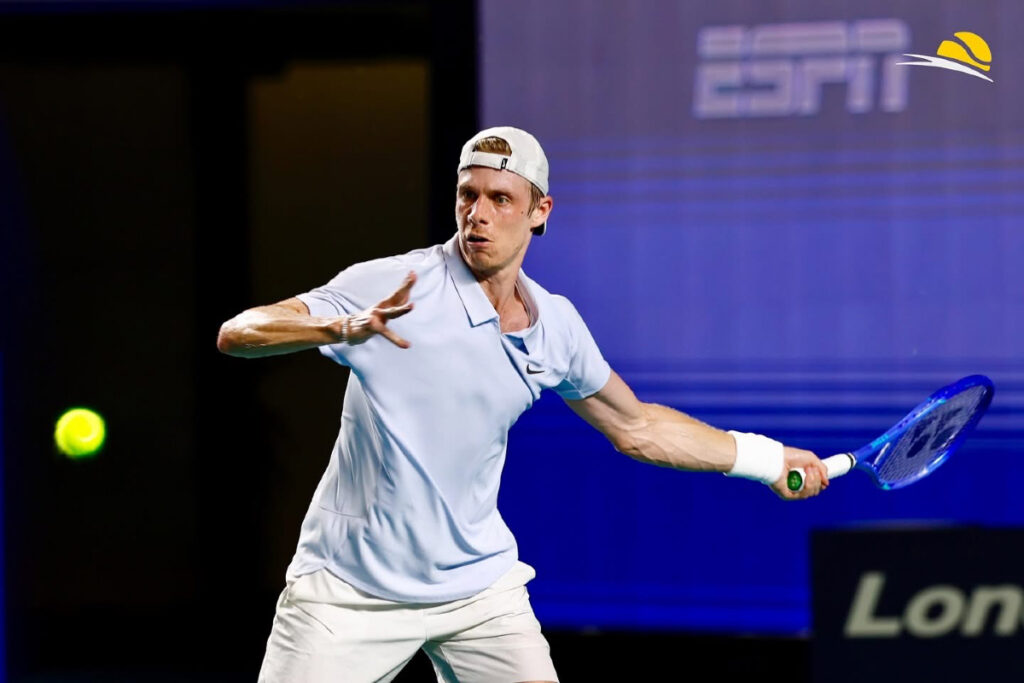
496;196;509;204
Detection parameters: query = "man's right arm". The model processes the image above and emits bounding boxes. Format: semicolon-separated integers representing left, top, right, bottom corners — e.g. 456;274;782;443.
216;297;347;358
216;270;418;358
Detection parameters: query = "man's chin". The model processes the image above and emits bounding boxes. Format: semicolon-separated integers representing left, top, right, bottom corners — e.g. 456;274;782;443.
459;239;489;262
466;253;494;271
463;252;504;278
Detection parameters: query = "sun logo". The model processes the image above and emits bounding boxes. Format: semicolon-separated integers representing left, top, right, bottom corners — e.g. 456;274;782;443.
897;31;993;82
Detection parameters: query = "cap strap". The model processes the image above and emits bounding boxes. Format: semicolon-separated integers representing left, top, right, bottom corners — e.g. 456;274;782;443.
462;151;509;171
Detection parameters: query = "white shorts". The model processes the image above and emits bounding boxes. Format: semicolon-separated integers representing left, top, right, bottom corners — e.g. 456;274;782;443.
257;561;559;683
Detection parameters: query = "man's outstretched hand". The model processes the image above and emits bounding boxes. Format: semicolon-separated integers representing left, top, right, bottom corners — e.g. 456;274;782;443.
339;271;417;348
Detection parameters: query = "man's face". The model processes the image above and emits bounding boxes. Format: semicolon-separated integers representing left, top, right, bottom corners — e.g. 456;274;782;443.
455;167;549;278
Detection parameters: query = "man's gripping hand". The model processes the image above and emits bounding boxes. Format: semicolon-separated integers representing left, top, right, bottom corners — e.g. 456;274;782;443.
769;446;829;500
341;271;417;348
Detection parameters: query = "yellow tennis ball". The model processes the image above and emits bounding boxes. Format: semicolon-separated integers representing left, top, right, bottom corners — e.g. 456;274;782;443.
55;407;106;458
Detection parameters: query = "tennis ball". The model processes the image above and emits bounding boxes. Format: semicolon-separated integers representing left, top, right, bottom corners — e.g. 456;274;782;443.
54;407;106;459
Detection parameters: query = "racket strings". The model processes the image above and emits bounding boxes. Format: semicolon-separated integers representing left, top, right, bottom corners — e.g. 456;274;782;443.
875;385;990;486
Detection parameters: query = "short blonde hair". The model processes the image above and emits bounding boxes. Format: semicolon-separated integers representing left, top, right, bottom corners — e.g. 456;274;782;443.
472;136;546;213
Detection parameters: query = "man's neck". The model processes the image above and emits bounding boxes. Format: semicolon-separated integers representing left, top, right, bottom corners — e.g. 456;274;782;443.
476;266;520;315
456;245;524;316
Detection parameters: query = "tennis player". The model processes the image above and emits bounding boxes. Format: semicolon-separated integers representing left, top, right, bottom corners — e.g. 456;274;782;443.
218;126;830;683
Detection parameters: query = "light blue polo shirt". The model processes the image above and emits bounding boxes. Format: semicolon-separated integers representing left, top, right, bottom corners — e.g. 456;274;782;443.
288;234;611;602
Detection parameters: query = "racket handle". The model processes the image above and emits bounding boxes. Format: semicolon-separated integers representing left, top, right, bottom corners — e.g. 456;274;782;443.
786;453;856;492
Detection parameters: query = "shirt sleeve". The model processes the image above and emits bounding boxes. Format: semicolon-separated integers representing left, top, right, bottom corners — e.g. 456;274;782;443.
551;295;612;400
295;257;409;367
297;271;362;319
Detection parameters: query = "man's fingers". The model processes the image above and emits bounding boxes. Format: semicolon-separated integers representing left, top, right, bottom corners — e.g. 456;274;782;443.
379;302;414;319
776;450;830;499
787;467;823;499
367;317;411;349
355;273;416;346
379;327;411;349
806;470;822;496
384;271;417;306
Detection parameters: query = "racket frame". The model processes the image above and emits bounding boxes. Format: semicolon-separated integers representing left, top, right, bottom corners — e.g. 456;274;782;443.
786;374;993;492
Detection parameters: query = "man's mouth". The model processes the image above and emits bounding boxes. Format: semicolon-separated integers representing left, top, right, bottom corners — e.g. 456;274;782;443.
466;234;489;244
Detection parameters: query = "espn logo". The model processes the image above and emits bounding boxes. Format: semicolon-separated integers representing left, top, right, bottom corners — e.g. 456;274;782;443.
845;571;1024;638
693;19;910;118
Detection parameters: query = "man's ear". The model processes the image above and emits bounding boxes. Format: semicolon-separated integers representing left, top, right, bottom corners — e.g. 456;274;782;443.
530;195;553;229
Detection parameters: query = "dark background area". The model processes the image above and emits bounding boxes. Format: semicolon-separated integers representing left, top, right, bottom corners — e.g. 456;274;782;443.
0;2;805;680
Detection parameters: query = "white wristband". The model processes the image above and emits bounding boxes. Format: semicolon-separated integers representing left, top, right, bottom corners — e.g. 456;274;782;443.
725;431;785;485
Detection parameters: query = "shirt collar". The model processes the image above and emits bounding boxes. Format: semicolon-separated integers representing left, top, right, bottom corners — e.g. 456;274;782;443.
443;234;500;327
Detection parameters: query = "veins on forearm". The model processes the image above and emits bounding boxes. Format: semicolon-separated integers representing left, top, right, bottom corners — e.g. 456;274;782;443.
622;403;733;473
220;309;337;357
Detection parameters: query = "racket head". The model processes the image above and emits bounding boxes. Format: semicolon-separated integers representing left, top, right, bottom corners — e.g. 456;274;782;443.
853;374;994;490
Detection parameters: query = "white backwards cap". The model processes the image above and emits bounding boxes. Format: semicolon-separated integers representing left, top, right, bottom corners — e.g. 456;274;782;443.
457;126;550;235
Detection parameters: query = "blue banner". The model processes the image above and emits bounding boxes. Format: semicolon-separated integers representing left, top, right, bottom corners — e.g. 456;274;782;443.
483;0;1024;633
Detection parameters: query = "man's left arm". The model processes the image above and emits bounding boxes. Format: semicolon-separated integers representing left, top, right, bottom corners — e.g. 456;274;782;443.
564;370;829;500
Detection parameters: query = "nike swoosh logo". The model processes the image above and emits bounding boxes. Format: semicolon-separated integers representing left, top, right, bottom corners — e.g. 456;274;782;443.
526;365;544;375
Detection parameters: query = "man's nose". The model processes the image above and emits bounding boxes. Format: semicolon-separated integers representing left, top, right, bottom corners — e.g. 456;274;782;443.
468;199;490;224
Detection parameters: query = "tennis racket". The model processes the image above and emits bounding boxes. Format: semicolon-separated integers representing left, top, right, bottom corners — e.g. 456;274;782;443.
787;374;994;492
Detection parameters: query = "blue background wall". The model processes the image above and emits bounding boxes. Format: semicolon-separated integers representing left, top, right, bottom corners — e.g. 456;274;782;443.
483;0;1024;634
